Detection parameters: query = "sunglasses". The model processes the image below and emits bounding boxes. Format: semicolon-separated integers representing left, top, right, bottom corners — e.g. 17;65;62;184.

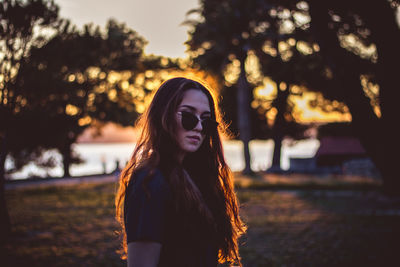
179;111;218;135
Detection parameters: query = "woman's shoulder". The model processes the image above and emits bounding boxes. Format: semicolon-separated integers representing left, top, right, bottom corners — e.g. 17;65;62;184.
129;166;170;194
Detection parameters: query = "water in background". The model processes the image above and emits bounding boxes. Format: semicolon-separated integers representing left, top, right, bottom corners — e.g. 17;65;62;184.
6;139;320;179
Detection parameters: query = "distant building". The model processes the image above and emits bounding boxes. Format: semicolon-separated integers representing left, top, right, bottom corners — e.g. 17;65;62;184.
315;137;367;166
289;137;380;178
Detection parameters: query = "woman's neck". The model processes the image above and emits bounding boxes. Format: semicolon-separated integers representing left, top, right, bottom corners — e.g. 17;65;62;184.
177;151;186;164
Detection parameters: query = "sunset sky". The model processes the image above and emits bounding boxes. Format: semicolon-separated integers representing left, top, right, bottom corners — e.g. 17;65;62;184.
56;0;199;59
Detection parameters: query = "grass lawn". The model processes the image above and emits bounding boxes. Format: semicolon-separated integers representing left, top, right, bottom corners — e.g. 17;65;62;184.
3;176;400;267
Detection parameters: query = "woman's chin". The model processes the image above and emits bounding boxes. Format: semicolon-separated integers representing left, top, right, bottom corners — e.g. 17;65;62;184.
182;144;201;153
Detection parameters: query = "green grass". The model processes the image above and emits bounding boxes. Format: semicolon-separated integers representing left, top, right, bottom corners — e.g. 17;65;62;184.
3;178;400;267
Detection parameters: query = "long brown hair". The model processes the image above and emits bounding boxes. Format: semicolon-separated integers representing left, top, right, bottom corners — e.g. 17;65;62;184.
115;77;246;265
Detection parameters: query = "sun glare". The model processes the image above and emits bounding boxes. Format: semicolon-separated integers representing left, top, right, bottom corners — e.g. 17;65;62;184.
66;104;80;116
290;92;352;122
254;77;277;99
253;78;352;123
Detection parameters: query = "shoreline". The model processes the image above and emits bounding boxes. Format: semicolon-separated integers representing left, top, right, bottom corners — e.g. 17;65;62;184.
5;173;119;190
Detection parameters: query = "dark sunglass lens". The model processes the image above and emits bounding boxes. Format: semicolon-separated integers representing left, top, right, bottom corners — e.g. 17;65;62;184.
181;112;198;130
181;111;218;134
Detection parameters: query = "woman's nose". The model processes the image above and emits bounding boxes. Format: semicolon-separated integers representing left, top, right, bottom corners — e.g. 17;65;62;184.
193;117;203;132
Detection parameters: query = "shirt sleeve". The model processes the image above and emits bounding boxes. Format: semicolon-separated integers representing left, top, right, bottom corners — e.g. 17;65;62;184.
125;169;171;244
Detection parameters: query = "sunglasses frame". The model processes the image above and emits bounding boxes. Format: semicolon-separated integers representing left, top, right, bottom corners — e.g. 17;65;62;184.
178;111;218;135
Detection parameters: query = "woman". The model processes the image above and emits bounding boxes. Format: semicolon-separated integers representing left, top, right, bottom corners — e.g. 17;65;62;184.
115;77;246;266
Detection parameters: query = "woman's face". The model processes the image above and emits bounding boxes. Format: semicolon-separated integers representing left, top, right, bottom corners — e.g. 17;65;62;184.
175;89;211;160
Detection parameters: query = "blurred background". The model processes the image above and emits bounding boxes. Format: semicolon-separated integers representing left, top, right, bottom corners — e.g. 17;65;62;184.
1;0;400;266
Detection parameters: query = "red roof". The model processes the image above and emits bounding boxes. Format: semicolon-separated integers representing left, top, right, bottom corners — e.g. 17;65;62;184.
316;137;366;156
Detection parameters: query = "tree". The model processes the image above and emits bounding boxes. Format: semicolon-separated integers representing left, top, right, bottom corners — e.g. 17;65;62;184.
186;0;400;189
0;2;150;240
308;0;400;194
252;16;314;171
15;19;148;177
0;0;59;243
263;0;400;193
241;0;399;192
186;1;318;172
185;0;278;174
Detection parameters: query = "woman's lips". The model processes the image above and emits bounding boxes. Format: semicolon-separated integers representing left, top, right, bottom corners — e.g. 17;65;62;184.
187;135;200;142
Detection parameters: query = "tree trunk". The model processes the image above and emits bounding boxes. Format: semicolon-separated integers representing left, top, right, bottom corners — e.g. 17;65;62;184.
270;134;283;171
268;81;289;172
0;132;12;244
237;54;253;175
357;0;400;194
341;75;383;170
341;66;397;195
61;141;72;177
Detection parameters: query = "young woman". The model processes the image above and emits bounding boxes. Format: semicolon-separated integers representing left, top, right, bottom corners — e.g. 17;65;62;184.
115;77;246;266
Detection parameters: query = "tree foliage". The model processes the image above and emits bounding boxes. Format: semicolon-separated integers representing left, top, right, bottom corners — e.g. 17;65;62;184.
185;0;318;171
10;18;150;176
263;0;400;193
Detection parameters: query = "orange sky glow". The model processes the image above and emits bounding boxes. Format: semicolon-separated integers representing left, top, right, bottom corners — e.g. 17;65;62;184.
77;68;355;143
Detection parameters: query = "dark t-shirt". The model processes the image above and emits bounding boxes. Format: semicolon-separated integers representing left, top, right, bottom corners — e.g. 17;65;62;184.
124;168;218;267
